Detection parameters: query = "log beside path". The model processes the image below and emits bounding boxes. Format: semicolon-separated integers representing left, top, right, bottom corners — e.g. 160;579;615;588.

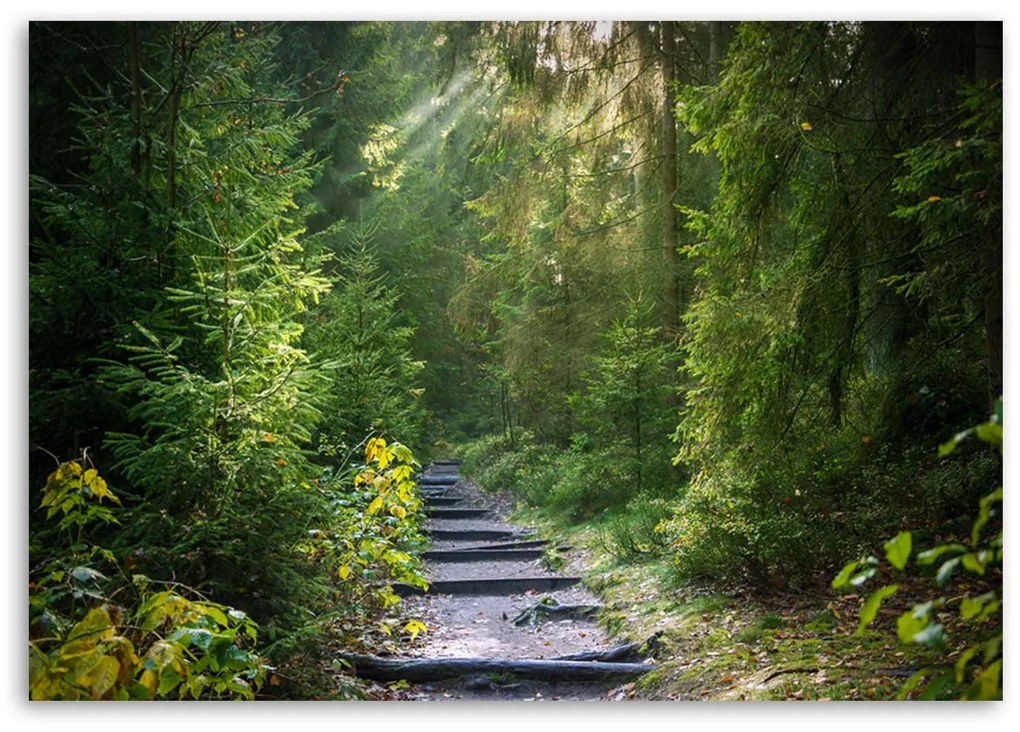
339;653;653;683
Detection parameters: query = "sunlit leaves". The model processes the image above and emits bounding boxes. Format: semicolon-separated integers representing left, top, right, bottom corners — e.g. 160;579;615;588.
883;531;912;571
857;585;898;634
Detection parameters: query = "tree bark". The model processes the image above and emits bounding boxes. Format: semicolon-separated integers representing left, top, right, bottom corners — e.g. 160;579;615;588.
660;21;680;339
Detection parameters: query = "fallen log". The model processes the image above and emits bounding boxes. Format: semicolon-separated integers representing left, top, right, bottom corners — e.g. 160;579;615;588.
553;633;663;663
339;653;654;683
392;576;581;596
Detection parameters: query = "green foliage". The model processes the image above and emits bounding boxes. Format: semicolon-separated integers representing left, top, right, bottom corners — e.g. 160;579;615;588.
661;22;1000;586
301;436;430;626
29;458;266;700
569;296;681;498
303;223;426;455
832;402;1002;700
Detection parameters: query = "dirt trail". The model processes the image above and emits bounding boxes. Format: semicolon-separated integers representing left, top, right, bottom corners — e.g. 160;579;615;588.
382;462;652;701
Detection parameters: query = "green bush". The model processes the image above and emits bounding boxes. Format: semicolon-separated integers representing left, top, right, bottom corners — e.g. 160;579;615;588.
833;401;1002;701
29;458;266;700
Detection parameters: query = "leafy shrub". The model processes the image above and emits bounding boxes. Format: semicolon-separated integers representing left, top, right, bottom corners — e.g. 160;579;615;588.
303;437;430;626
29;458;266;700
833;401;1002;700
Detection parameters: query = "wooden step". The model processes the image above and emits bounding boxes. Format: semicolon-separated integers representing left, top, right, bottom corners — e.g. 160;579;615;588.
422;548;546;562
455;539;550;551
418;474;461;485
392;576;581;596
427;529;529;541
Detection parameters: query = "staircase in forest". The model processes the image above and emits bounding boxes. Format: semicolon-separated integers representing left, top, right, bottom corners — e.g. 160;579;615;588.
340;460;659;701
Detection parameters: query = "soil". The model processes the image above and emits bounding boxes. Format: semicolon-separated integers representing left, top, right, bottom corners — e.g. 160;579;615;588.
384;473;648;701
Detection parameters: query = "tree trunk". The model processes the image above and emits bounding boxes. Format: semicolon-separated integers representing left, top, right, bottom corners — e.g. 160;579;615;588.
660;21;680;339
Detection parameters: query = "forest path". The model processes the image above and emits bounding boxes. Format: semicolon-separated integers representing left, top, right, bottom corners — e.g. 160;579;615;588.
348;460;656;701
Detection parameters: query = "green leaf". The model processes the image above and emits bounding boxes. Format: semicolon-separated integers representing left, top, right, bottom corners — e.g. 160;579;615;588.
974;421;1002;450
954;646;979;685
959;592;996;621
158;668;182;697
896;668;930;700
961;659;1001;700
918;670;955;700
916;543;966;566
833;560;863;589
857;584;898;634
971;487;1002;545
982;634;1002;665
935;556;961;586
202;604;229;628
912;623;947;650
884;531;912;570
896;609;927;644
938;430;971;457
960;552;987;576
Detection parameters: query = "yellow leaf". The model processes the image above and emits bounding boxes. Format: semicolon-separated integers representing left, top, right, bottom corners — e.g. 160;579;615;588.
393;465;413;483
800;121;812;131
365;437;386;463
927;195;941;203
390;505;407;519
262;433;275;443
367;496;384;515
87;655;120;699
403;619;427;641
338;565;352;580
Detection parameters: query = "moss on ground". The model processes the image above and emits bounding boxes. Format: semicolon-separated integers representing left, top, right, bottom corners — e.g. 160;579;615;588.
505;499;972;702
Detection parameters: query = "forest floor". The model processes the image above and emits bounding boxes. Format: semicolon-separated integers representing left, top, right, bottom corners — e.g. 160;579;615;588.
345;472;993;703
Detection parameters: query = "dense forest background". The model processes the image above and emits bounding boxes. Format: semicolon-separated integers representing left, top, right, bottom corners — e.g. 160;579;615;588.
27;20;1001;700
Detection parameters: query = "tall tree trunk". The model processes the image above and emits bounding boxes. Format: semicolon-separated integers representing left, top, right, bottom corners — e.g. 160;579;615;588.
660;21;680;340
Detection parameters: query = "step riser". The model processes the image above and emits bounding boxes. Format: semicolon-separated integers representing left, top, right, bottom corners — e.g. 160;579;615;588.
422;549;546;562
393;576;581;596
428;529;529;541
